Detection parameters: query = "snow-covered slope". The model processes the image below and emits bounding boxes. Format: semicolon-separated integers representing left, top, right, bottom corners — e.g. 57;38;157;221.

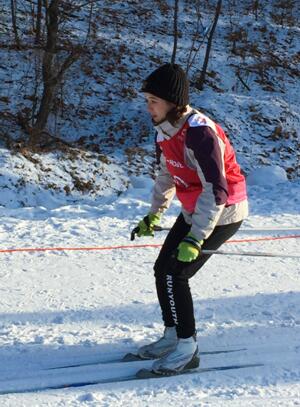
0;1;299;404
0;170;299;405
0;0;299;210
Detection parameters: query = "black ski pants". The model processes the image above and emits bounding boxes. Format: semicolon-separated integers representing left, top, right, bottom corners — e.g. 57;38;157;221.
154;213;243;338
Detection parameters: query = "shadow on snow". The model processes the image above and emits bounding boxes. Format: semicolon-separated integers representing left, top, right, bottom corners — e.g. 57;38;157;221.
0;291;299;388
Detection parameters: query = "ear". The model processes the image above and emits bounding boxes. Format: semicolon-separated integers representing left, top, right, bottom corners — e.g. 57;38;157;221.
166;101;176;110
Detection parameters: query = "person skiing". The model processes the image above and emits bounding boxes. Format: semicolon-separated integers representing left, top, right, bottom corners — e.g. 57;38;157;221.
132;63;248;375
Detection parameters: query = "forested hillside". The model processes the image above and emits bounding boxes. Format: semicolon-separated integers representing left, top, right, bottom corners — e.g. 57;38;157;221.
0;3;300;404
0;0;299;207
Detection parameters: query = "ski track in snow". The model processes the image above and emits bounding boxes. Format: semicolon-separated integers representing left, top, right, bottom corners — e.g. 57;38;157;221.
0;180;299;405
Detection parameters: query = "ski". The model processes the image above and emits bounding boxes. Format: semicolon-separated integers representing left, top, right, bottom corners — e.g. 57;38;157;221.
45;347;247;370
0;362;263;395
121;347;246;362
136;363;263;379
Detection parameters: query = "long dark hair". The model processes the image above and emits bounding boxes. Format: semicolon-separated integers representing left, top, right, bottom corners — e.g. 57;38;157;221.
166;105;188;126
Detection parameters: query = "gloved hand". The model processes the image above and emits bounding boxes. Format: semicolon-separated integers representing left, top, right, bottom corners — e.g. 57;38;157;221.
131;213;161;241
177;232;203;262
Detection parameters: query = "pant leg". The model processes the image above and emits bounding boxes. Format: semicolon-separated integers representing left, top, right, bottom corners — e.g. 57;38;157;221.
176;220;244;281
158;220;243;338
154;213;191;328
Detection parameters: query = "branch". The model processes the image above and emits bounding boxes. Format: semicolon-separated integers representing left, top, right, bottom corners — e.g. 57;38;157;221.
236;72;251;91
56;46;82;82
196;0;222;90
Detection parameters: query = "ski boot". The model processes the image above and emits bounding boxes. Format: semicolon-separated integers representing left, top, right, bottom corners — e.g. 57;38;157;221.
138;326;178;360
152;334;199;374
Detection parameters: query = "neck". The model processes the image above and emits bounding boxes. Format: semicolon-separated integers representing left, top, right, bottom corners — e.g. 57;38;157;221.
154;105;194;139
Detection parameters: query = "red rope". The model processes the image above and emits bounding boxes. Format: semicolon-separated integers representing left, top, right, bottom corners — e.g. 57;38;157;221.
225;235;300;243
0;235;299;254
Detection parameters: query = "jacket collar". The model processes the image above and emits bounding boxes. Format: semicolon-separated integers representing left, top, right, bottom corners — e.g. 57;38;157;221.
154;105;194;141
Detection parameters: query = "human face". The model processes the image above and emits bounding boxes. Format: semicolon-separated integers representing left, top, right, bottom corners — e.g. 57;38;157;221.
144;93;175;124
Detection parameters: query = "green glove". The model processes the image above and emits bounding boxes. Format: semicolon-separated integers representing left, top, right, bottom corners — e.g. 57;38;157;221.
131;213;161;240
177;232;203;262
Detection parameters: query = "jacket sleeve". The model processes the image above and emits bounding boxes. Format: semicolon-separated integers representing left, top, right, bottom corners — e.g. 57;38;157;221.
185;126;228;240
150;153;176;214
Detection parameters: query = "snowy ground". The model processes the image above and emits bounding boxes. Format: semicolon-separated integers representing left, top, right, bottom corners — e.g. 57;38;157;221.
0;172;300;406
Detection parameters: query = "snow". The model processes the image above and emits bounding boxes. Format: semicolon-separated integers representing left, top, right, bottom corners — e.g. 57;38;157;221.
0;147;129;209
247;166;288;186
0;166;299;405
1;1;300;180
0;0;300;403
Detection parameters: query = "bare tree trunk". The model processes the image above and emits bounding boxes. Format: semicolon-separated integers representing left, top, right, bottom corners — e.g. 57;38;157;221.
31;53;42;126
185;0;207;75
196;0;222;90
33;0;59;134
10;0;21;48
171;0;179;64
254;0;259;20
35;0;43;44
84;1;94;45
31;0;80;142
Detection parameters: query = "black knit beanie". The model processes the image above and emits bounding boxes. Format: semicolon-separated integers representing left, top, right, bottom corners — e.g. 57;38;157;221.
141;63;189;106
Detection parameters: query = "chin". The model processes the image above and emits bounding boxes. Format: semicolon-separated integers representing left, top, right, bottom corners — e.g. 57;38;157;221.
153;117;165;125
152;114;164;123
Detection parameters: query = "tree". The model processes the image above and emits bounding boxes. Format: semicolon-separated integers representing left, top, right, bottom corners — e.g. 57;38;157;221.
30;0;82;143
171;0;179;64
185;0;208;75
196;0;222;90
35;0;43;44
10;0;21;48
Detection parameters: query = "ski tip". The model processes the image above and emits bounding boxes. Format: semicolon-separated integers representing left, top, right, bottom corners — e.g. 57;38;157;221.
122;353;143;362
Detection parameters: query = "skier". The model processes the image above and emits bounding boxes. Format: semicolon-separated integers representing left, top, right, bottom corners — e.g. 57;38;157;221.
132;63;248;375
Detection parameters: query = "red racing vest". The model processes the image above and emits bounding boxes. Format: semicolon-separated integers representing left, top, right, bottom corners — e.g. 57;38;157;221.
157;114;247;213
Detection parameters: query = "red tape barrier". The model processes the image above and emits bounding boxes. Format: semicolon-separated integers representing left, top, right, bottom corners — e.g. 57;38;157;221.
0;235;299;254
